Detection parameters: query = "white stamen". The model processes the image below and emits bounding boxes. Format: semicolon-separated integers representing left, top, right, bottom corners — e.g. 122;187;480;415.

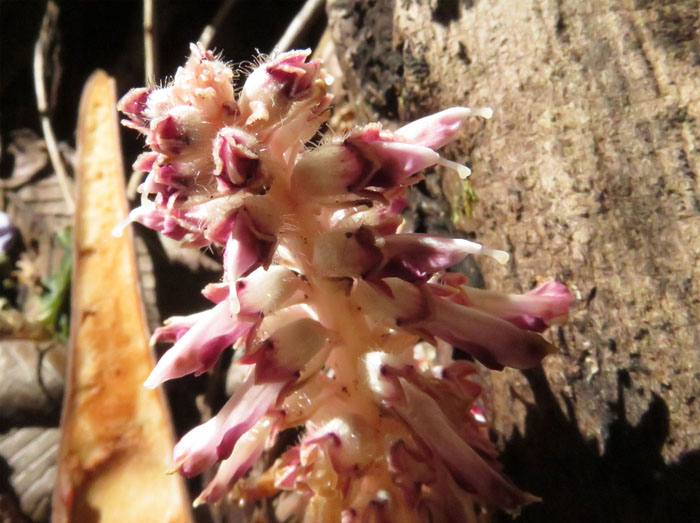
482;247;510;265
111;215;134;237
454;238;510;265
473;409;487;423
437;157;471;179
375;489;390;503
474;107;493;119
229;288;241;315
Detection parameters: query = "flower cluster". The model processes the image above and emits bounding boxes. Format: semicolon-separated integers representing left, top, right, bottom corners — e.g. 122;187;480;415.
119;44;572;521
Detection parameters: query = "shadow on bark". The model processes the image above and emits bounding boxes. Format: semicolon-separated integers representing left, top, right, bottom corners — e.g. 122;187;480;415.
496;366;700;523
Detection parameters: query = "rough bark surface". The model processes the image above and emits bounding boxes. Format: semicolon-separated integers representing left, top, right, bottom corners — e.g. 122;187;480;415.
328;0;700;520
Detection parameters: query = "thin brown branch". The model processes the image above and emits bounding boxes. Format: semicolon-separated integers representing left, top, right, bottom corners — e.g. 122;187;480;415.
198;0;239;50
274;0;325;53
143;0;158;84
33;0;74;214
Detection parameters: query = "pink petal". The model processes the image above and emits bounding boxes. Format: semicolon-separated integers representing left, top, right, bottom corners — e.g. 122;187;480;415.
132;152;158;173
377;233;509;282
147;113;187;155
437;275;573;332
223;197;281;292
223;217;264;283
420;297;558;370
144;300;252;388
506;281;573;331
202;282;230;304
128;205;190;241
349;140;439;190
196;416;275;504
173;370;284;477
150;310;209;344
395;107;472;150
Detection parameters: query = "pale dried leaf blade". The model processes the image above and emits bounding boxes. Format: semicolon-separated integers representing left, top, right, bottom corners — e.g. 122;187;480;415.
0;427;60;523
52;70;193;523
2;129;49;189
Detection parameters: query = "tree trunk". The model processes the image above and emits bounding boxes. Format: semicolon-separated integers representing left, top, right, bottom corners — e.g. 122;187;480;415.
327;1;700;520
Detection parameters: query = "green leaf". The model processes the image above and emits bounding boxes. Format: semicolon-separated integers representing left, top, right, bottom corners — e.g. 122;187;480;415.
37;226;72;340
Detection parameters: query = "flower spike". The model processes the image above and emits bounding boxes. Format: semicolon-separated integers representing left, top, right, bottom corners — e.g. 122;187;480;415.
119;43;571;520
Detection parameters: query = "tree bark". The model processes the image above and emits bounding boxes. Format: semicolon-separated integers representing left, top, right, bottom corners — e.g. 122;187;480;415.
328;0;700;520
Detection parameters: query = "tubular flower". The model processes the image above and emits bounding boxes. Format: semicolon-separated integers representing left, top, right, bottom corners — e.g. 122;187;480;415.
119;44;573;521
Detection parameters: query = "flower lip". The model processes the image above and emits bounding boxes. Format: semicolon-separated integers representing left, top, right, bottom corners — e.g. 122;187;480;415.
148;113;189;155
347;140;439;191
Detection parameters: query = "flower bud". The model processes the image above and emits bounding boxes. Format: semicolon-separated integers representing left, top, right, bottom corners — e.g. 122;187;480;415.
313;228;382;278
170;43;237;122
236;266;307;317
117;87;152;132
239;49;325;127
292;143;366;196
148;105;208;156
213;126;260;189
243;318;329;382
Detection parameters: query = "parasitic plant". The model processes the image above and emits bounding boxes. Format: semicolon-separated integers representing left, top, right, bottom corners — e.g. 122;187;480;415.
118;44;572;521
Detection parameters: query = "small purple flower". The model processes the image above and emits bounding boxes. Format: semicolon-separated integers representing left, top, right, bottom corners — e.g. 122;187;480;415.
0;211;18;255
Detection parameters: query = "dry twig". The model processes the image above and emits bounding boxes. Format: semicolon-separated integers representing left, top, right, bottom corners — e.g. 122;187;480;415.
143;0;158;84
33;1;74;213
198;0;239;50
274;0;325;53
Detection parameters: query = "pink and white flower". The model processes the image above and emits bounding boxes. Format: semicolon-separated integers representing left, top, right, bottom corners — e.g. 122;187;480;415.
119;43;571;519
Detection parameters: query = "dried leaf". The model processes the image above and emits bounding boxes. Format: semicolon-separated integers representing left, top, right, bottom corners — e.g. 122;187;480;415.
0;427;60;522
1;130;49;189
